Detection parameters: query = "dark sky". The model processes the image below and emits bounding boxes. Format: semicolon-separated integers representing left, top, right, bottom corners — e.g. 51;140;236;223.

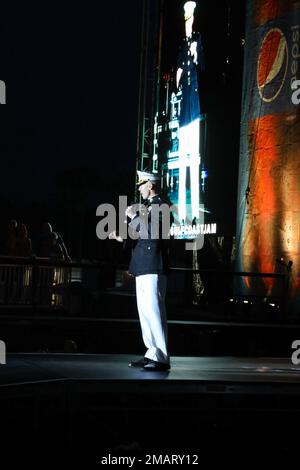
0;0;245;257
0;1;142;207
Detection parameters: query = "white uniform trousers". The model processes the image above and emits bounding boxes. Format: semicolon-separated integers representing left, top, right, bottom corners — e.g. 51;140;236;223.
135;274;169;364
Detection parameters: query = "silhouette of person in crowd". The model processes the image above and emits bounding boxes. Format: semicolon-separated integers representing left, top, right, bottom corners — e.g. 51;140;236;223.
36;222;71;261
15;223;32;257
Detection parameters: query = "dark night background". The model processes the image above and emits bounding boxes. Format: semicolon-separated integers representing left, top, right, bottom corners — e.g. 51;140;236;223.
0;0;245;263
3;3;297;456
0;1;142;260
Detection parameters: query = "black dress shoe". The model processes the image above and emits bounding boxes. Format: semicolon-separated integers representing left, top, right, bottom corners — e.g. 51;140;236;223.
128;357;149;368
142;360;170;371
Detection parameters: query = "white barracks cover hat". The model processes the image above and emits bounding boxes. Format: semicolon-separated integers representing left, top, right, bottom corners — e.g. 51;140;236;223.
136;170;160;186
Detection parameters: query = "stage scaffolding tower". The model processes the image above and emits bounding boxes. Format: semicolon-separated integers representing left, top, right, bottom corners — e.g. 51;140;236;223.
135;0;163;191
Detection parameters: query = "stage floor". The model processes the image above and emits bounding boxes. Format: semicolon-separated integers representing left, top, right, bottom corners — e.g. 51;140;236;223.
1;354;300;453
1;353;300;389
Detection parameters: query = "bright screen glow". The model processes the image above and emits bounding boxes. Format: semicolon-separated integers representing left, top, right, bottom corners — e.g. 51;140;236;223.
153;0;216;239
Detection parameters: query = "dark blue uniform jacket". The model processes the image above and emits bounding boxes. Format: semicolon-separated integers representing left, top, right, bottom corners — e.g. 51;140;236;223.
128;195;171;277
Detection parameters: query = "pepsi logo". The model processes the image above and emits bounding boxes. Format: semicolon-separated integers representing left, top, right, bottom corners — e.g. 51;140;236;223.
257;28;288;102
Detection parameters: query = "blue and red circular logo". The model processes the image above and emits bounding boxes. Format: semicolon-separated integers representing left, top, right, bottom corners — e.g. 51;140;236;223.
257;28;288;102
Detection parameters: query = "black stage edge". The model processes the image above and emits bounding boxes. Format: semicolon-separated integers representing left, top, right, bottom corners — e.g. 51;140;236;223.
1;314;300;356
1;353;300;456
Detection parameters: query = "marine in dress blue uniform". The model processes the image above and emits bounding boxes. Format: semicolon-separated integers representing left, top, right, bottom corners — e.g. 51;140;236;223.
127;171;171;371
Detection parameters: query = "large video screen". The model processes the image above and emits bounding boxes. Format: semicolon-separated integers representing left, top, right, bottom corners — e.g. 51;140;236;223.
153;0;241;238
153;0;216;240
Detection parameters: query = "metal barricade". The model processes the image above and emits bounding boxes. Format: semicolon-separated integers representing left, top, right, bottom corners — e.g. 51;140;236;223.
0;257;105;314
0;257;72;309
